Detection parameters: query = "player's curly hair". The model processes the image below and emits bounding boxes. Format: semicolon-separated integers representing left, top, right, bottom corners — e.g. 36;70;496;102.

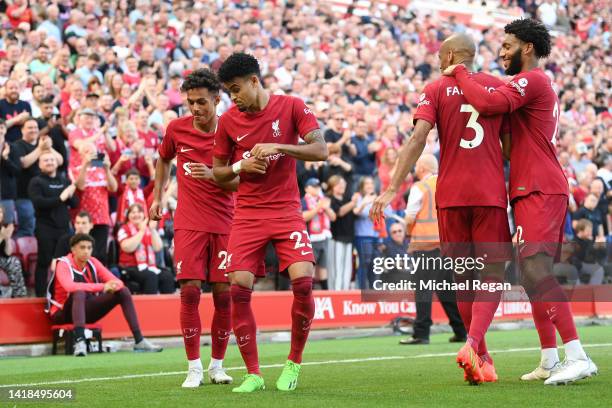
217;53;261;83
180;68;221;94
504;18;551;59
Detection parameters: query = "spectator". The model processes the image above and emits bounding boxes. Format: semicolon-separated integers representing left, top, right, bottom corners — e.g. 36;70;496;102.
0;79;32;143
29;151;78;297
117;168;150;224
573;193;605;240
327;176;357;290
302;178;336;290
349;120;379;191
353;176;390;289
0;120;20;224
12;118;64;237
376;222;410;282
36;96;68;175
54;211;94;263
0;205;26;298
68;109;115;171
71;143;118;265
117;203;174;294
555;219;606;285
47;233;162;356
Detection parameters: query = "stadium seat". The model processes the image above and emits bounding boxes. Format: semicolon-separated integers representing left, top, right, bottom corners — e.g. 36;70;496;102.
16;237;37;280
51;323;103;355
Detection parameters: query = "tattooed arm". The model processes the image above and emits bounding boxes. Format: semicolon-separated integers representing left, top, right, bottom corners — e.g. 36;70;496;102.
250;129;329;162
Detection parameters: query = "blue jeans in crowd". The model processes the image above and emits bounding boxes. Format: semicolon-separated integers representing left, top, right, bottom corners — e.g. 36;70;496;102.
15;199;35;238
354;236;378;289
0;200;16;224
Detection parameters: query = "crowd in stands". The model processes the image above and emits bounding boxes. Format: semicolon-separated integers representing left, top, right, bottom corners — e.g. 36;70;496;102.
0;0;609;298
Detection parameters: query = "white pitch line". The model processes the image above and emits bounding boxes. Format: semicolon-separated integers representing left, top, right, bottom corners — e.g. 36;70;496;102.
2;343;610;389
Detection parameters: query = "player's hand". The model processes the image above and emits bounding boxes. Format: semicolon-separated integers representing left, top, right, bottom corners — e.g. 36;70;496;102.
149;200;163;221
189;163;214;180
370;189;395;223
241;156;269;174
103;281;119;293
250;143;280;159
442;64;464;76
1;142;10;160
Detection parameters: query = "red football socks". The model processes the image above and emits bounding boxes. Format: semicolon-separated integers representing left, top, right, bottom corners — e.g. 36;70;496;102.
230;284;260;374
211;290;232;360
534;275;578;344
180;285;202;361
288;277;315;364
467;277;502;349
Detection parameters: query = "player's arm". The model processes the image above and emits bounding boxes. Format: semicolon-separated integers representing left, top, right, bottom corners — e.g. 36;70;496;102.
370;119;432;222
445;65;511;116
212;156;268;182
150;157;172;220
250;129;329;162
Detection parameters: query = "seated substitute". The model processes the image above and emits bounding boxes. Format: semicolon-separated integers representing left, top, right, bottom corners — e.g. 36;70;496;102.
46;233;162;356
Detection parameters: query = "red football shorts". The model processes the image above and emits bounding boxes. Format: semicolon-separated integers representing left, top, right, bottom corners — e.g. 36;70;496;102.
173;229;264;283
226;216;315;274
512;193;568;260
437;206;512;263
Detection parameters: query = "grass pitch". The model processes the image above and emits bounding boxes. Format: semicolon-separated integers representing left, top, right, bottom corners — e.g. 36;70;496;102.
0;325;610;408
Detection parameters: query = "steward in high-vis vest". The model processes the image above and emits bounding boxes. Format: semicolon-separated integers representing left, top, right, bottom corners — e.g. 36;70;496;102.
400;154;466;345
46;233;162;356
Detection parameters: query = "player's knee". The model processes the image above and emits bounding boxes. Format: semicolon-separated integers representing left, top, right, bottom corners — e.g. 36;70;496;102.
291;276;313;297
230;283;252;303
116;287;131;298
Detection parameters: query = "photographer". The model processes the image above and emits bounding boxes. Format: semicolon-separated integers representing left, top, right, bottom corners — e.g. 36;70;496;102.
29;152;79;297
71;143;118;265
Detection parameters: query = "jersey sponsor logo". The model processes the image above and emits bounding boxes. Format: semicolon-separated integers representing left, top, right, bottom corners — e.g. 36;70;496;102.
419;93;426;101
183;162;192;176
180;147;194;153
272;119;282;138
518;78;528;88
242;150;285;161
417;100;431;107
304;108;313;115
509;81;526;96
236;133;249;141
176;261;183;274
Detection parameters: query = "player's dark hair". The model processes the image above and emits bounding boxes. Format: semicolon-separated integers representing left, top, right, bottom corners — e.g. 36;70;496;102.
180;68;221;94
504;18;551;59
70;233;95;248
217;53;261;83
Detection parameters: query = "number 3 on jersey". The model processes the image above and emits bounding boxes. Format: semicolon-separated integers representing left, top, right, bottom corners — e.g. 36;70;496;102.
290;230;313;255
459;104;484;149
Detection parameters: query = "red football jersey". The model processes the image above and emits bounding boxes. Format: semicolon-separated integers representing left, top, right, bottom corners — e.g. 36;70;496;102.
159;115;233;234
496;68;568;200
414;73;509;209
213;95;320;220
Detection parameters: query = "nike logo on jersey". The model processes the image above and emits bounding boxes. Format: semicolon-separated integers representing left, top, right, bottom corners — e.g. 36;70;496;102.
301;250;313;256
237;133;249;141
180;147;194;153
